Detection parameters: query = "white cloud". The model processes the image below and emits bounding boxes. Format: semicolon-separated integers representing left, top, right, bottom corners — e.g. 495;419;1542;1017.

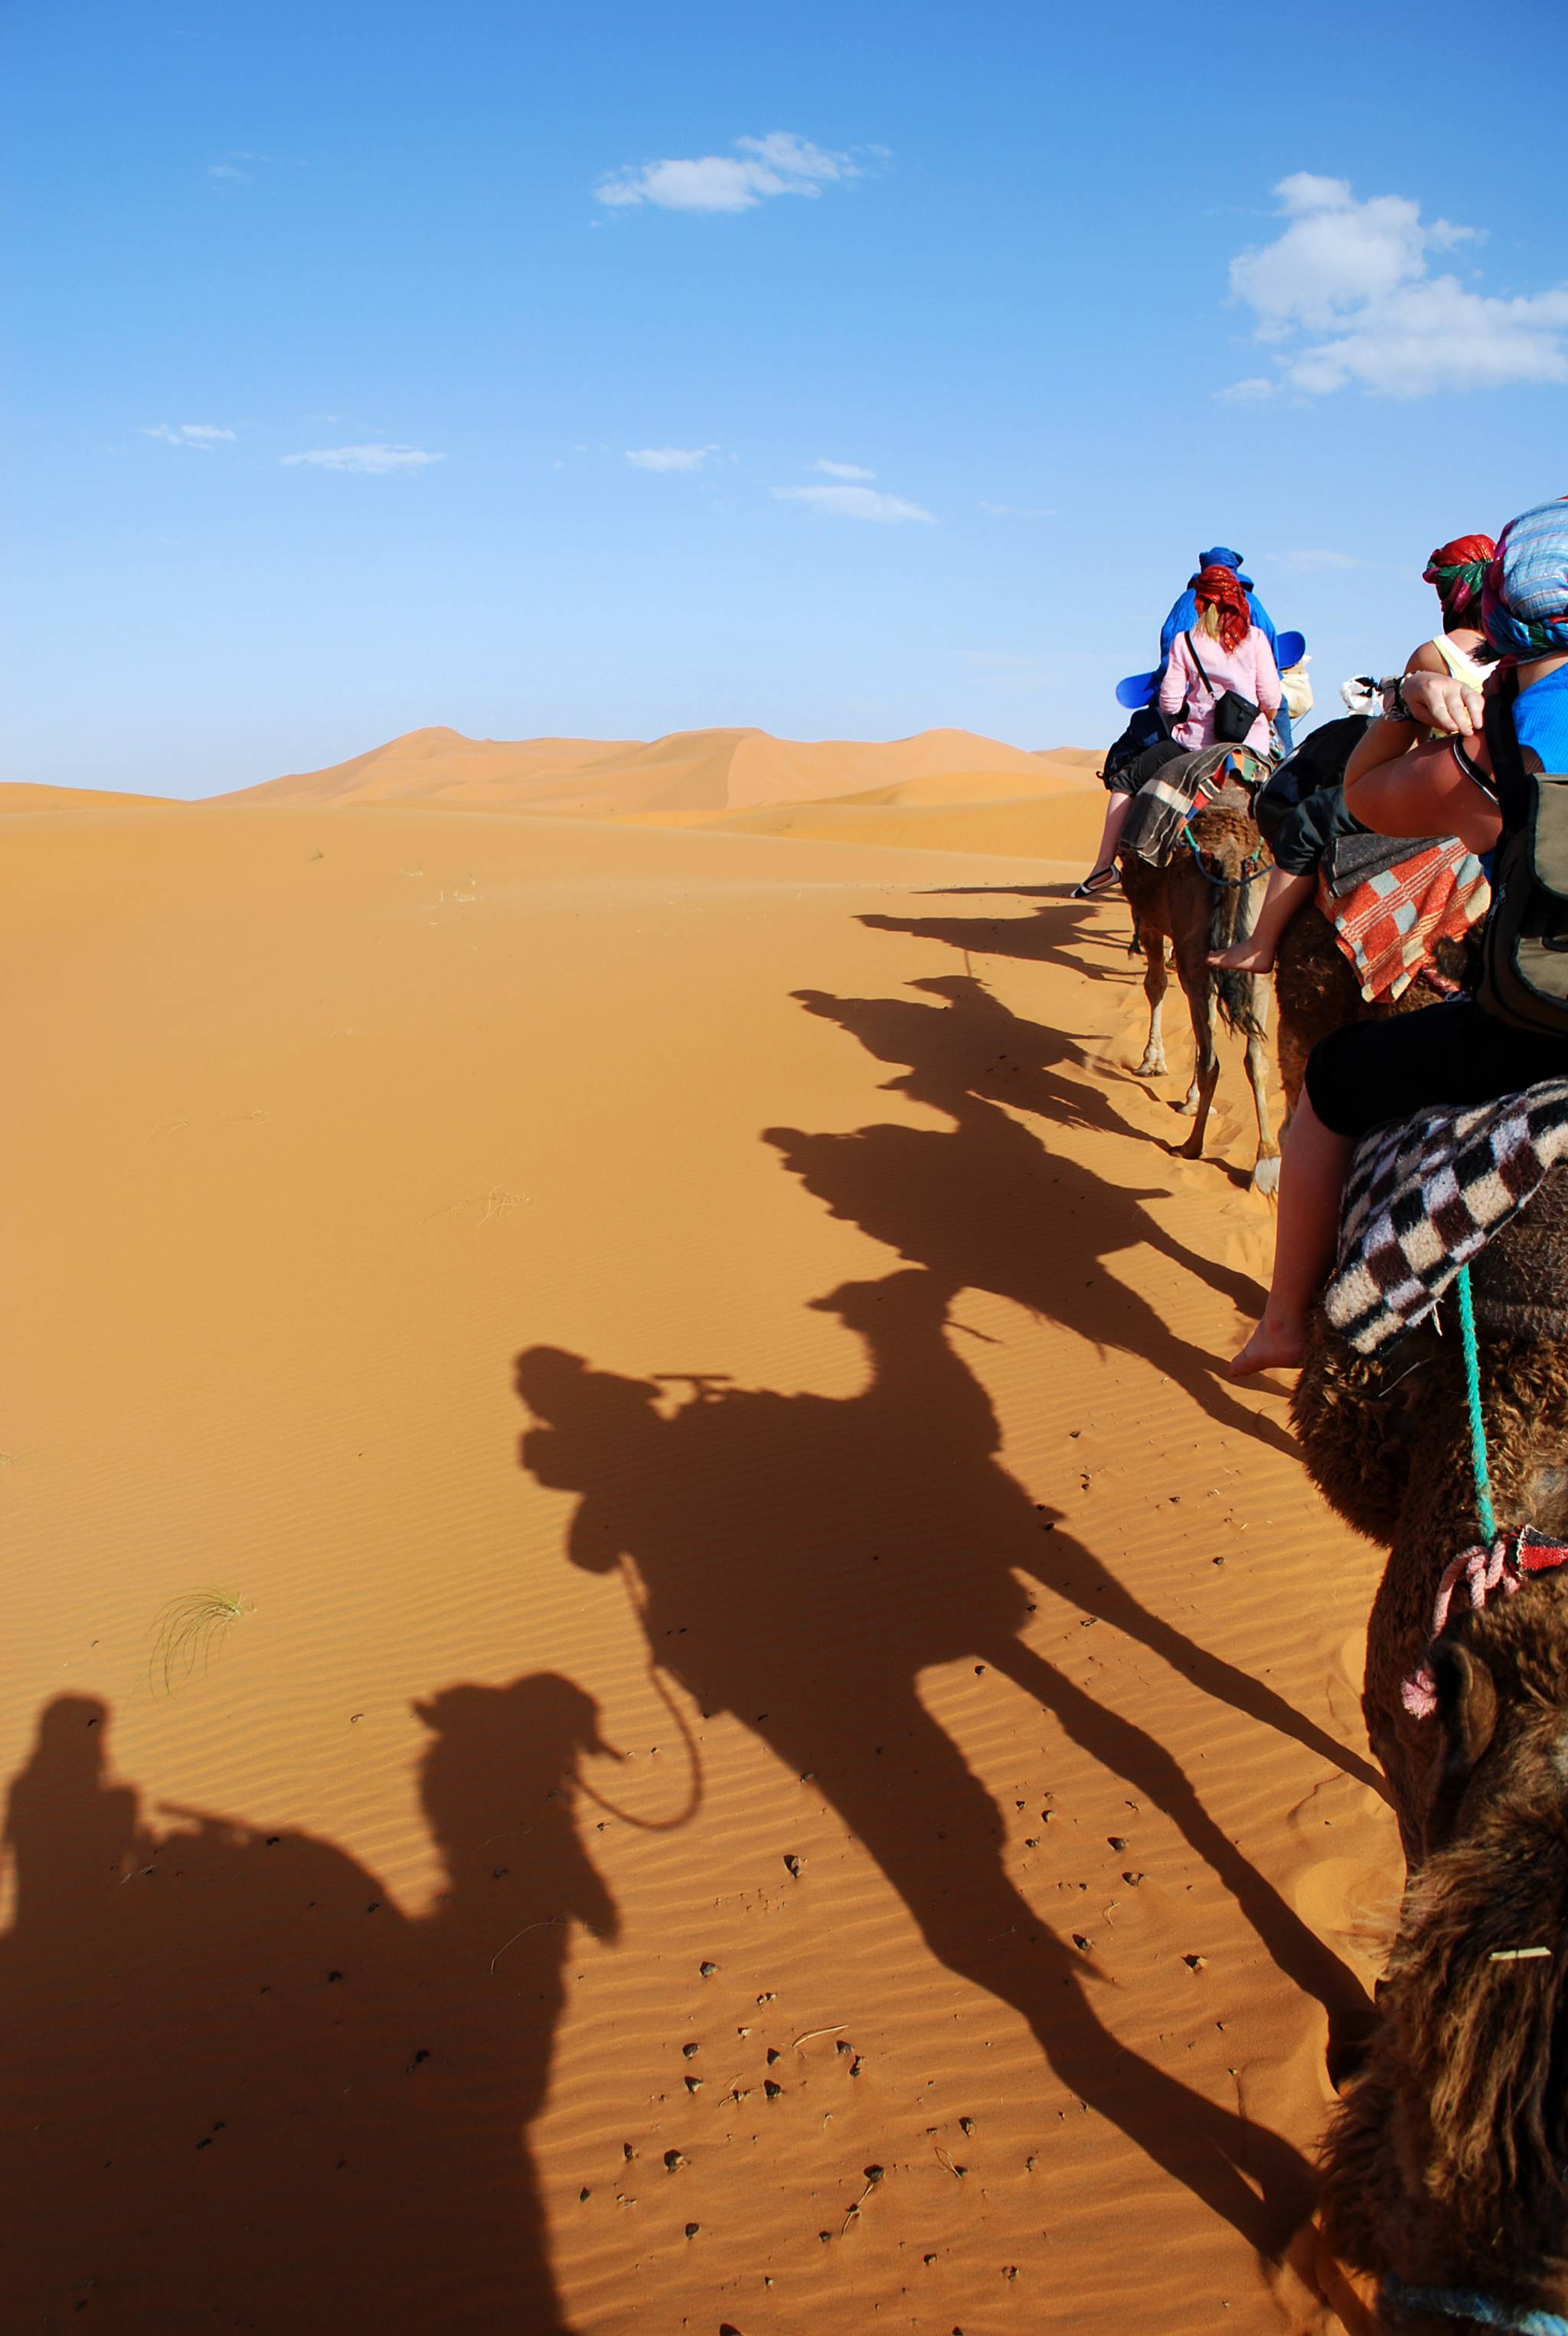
280;444;445;473
978;501;1058;518
596;131;862;214
207;162;251;181
813;458;875;479
1215;376;1276;404
141;423;237;449
624;444;718;472
1226;175;1568;397
773;484;933;524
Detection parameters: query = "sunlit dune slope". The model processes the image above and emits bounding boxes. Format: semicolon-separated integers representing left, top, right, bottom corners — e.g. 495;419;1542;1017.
0;782;169;812
622;782;1106;862
226;723;1089;818
5;792;1387;2336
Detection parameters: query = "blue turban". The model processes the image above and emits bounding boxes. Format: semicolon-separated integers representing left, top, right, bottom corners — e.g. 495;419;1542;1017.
1482;498;1568;658
1198;545;1244;571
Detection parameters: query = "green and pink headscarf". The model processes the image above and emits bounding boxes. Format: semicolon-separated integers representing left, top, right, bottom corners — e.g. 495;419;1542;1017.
1422;533;1494;627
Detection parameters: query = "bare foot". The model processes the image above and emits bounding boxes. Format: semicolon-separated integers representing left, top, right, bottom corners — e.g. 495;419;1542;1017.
1209;936;1276;975
1229;1316;1306;1377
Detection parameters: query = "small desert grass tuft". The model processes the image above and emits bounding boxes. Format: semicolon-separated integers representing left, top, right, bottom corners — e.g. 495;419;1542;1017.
150;1589;247;1697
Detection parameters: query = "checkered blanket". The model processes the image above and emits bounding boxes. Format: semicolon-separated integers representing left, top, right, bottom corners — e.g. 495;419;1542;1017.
1315;838;1489;1003
1324;1080;1568;1354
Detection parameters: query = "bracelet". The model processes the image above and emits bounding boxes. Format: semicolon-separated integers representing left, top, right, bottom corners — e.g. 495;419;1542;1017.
1381;675;1413;723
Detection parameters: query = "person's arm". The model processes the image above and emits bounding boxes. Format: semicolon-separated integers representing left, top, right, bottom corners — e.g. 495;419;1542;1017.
1253;629;1281;719
1341;664;1488;793
1406;639;1451;678
1158;638;1189;718
1342;726;1500;851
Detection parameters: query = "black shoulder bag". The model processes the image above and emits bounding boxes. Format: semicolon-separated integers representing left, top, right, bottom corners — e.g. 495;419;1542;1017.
1477;669;1568;1034
1184;629;1260;747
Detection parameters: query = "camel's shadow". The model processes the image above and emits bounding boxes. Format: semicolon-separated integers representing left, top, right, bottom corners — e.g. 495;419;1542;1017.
518;1263;1374;2253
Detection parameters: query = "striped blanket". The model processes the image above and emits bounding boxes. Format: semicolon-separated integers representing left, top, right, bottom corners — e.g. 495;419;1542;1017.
1315;838;1489;1003
1324;1080;1568;1355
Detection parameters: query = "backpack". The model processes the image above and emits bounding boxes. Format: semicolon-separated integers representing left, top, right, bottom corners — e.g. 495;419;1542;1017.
1478;671;1568;1034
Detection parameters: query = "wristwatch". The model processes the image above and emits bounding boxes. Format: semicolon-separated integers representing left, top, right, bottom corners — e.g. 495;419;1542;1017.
1380;675;1413;722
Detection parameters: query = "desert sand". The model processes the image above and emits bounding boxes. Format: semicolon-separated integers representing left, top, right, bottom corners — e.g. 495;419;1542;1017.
2;727;1388;2333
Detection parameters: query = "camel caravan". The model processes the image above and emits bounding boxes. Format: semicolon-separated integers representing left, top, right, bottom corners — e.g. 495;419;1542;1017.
1085;508;1568;2335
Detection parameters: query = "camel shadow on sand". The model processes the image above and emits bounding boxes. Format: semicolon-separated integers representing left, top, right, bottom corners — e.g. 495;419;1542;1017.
516;1263;1375;2255
779;972;1284;1453
0;1676;618;2332
861;890;1135;986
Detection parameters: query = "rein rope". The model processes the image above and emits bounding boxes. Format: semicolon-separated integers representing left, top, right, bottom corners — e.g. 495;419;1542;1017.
1179;818;1268;890
1458;1262;1498;1544
1402;1262;1568;1717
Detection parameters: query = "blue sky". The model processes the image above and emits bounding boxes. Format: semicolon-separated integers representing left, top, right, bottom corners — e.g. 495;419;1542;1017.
8;0;1566;796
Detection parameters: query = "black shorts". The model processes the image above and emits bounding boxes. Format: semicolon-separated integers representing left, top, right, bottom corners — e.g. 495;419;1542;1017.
1104;740;1184;798
1305;996;1568;1140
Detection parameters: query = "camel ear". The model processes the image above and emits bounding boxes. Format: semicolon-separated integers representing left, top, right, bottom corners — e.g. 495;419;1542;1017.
1425;1642;1499;1851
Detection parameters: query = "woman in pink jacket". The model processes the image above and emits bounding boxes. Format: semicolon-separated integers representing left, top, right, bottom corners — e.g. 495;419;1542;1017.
1158;564;1281;755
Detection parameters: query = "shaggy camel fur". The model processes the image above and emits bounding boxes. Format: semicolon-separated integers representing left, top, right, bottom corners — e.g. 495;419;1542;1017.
1292;1167;1568;2324
1274;903;1476;1120
1118;782;1280;1194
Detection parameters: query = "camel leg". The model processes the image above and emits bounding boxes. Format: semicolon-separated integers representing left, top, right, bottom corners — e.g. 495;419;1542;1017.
1135;927;1169;1078
1176;952;1220;1161
1245;976;1281;1196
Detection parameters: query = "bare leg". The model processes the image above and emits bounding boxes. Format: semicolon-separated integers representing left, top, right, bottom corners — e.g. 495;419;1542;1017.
1210;865;1313;975
1230;1093;1352;1375
1075;790;1133;890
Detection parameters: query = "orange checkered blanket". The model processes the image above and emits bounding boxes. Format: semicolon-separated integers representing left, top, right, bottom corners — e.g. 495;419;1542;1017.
1316;838;1490;1003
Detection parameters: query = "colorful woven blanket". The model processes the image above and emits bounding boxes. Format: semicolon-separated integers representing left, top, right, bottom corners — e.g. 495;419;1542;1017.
1324;1080;1568;1355
1315;838;1489;1002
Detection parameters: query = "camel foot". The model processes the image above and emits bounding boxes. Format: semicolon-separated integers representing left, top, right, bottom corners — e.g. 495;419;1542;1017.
1134;1051;1167;1079
1252;1153;1281;1198
1178;1132;1205;1160
1171;1094;1199;1119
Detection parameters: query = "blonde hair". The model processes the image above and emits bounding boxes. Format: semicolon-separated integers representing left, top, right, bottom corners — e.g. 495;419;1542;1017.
1197;602;1224;640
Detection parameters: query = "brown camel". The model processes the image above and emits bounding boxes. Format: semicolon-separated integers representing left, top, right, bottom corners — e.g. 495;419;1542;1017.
1291;1171;1568;2328
1118;775;1280;1192
1274;901;1476;1120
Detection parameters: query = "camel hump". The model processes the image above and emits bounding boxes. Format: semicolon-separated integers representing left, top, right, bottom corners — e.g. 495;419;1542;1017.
1467;1158;1568;1341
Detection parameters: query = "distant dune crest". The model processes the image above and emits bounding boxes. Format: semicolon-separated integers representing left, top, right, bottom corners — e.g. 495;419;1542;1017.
220;724;1099;818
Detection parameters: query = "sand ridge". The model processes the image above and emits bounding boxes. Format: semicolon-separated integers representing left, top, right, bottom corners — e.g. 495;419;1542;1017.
220;722;1094;818
3;789;1387;2331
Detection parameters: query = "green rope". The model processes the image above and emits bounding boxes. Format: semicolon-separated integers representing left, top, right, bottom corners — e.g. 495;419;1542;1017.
1456;1260;1498;1544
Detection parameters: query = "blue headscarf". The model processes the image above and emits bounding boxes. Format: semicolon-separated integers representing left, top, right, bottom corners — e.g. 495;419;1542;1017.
1483;498;1568;658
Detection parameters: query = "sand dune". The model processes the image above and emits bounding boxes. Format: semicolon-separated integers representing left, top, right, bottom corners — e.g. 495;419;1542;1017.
4;789;1386;2333
623;779;1107;862
0;781;169;812
227;722;1089;818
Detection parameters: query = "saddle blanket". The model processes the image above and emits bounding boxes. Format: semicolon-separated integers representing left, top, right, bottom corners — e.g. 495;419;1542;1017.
1125;744;1269;869
1325;1080;1568;1355
1315;836;1489;1004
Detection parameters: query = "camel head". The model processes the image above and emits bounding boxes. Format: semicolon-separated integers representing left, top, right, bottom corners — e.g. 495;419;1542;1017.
1318;1575;1568;2330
